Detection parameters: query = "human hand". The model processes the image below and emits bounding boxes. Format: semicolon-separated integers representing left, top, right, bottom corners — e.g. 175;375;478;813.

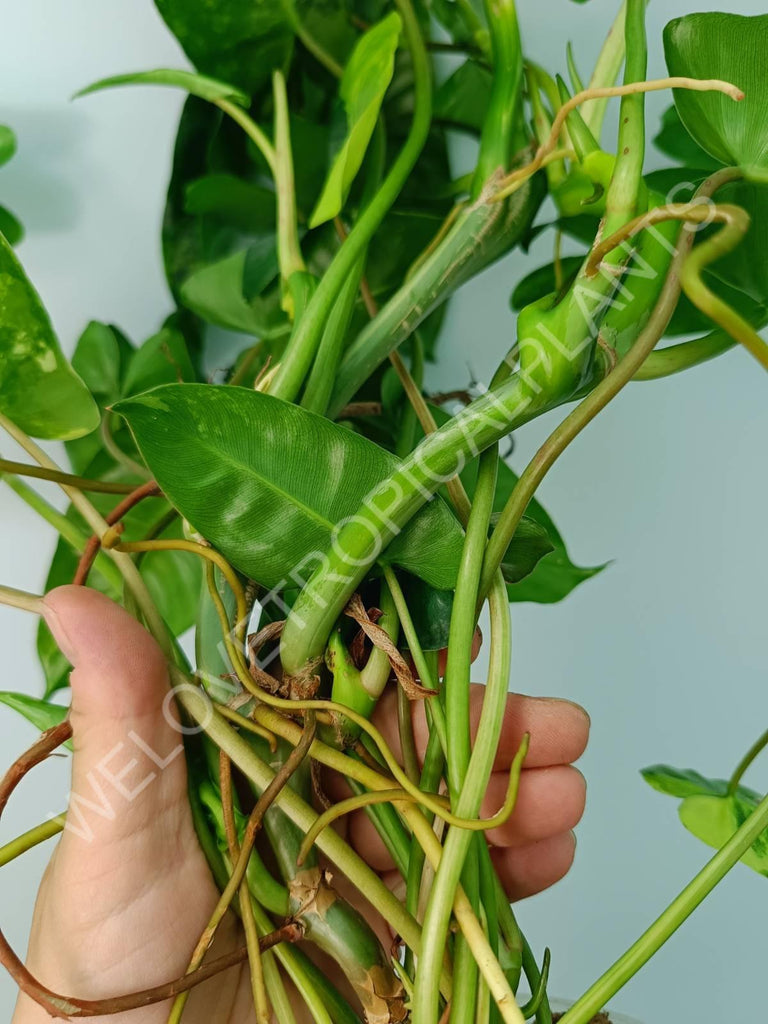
13;585;589;1023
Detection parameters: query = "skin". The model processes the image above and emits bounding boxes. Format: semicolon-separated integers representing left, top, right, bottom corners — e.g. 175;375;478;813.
13;585;590;1023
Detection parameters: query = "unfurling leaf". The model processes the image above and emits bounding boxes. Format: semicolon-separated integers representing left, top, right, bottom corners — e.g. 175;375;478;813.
0;234;99;439
75;69;249;108
115;383;465;591
664;13;768;171
309;13;401;228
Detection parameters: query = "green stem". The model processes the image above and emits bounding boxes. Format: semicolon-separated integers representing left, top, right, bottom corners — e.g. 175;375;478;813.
269;0;432;402
301;260;363;413
472;0;523;197
282;371;565;676
520;939;552;1024
273;70;305;287
602;0;647;237
559;789;768;1024
0;411;171;654
328;196;512;417
728;727;768;796
0;816;64;867
0;584;44;615
0;458;136;493
633;329;737;380
2;473;125;593
173;677;428;964
412;573;523;1024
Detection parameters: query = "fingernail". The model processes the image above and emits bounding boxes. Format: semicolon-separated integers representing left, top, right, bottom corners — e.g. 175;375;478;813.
41;601;77;665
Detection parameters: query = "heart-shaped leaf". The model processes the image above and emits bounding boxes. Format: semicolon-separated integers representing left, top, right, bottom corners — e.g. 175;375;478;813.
309;13;401;228
664;13;768;171
641;764;733;799
75;69;249;108
115;384;465;591
180;250;286;337
0;233;99;439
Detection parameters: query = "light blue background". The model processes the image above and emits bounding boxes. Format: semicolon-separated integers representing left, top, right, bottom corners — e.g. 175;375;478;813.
1;2;765;1021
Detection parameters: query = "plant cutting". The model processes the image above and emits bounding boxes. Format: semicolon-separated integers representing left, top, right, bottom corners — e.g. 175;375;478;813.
0;1;767;1022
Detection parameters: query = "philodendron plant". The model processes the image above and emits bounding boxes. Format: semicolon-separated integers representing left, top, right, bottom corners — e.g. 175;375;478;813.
1;1;767;1022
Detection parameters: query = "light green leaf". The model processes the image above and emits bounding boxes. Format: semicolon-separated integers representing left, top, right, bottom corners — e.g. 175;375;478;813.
680;794;768;877
71;321;124;400
0;233;99;439
0;691;69;735
0;126;17;168
114;383;465;591
309;13;401;228
664;13;768;171
75;69;249;108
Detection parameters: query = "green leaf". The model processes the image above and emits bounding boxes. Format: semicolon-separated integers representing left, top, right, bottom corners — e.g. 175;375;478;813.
510;256;584;311
664;13;768;171
652;107;721;171
434;61;493;134
0;126;17;168
402;516;553;650
71;321;126;400
497;516;555;585
75;68;249;108
184;175;276;234
0;205;23;246
641;764;732;799
121;325;197;397
0;233;99;439
154;0;296;93
679;794;768;877
704;181;768;307
425;406;604;603
0;691;69;735
309;13;401;228
180;249;286;336
114;383;466;591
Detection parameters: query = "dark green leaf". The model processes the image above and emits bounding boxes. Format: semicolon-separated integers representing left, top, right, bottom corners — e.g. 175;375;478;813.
641;764;732;799
0;126;16;168
510;256;584;311
434;61;492;134
121;325;197;397
704;181;768;307
0;691;69;737
429;0;484;48
426;406;604;603
664;13;768;170
497;516;554;585
403;515;554;650
0;233;99;439
75;69;249;108
309;13;402;228
180;250;287;336
115;383;466;591
184;175;276;234
241;236;280;303
71;321;126;400
0;205;23;246
652;106;721;171
154;0;294;93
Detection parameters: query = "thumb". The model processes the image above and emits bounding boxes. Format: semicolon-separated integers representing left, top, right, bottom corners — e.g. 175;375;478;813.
41;585;191;854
